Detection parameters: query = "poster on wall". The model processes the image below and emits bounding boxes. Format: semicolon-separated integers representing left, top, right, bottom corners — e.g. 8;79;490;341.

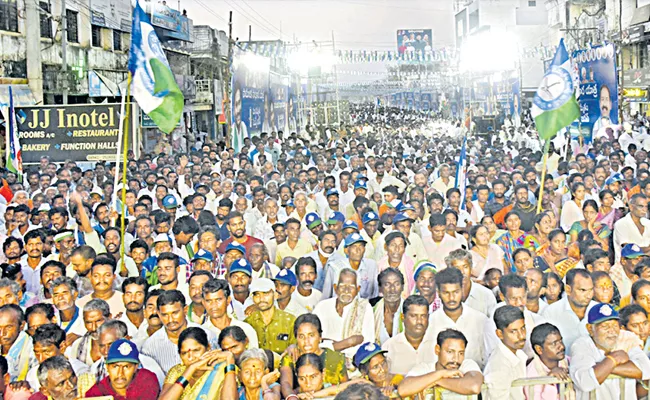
571;43;618;143
230;48;270;152
269;73;289;133
421;93;432;111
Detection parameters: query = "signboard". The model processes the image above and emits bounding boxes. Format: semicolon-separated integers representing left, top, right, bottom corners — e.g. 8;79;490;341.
142;111;181;128
90;0;132;32
397;29;433;55
18;104;120;163
571;43;618;143
623;68;650;87
151;3;190;41
623;88;649;102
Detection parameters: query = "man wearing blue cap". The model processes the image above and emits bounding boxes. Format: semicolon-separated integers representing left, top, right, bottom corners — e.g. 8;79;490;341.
320;189;341;219
85;338;160;399
273;269;307;317
321;232;379;300
570;303;650;399
611;243;647;299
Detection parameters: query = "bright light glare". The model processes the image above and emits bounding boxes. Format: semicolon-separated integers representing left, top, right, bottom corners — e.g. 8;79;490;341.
288;51;336;73
232;52;270;73
460;31;519;72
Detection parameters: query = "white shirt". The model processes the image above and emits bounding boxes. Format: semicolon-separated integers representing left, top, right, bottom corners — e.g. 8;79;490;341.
278;296;309;317
423;235;463;270
382;331;437;375
26;357;89;390
541;297;596;356
427;305;488;368
465;282;497;318
570;334;650;400
483;341;528;400
313;297;376;358
76;291;126;317
613;214;650;263
291;288;322;313
202;317;259;348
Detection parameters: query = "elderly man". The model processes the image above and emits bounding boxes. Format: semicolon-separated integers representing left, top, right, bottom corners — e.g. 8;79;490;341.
321;233;379;300
31;356;79;400
51;277;86;343
65;299;111;367
526;323;574;400
314;268;376;360
570;303;650;399
84;339;160;399
373;268;406;345
445;249;496;317
0;305;35;382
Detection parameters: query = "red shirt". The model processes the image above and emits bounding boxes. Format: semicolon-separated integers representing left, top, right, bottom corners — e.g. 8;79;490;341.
84;368;160;400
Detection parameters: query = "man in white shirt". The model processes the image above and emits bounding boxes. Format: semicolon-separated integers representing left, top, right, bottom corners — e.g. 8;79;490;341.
423;214;463;270
445;248;496;317
570;303;650;400
427;267;487;368
613;194;650;263
484;274;546;360
313;268;376;359
382;295;437;375
292;257;322;313
273;268;308;317
483;305;528;400
542;268;597;356
397;329;484;398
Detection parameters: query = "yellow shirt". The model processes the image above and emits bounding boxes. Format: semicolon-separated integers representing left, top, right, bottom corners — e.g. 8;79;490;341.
275;239;314;265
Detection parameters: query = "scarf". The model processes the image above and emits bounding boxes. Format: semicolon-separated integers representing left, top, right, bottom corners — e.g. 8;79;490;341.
75;333;94;366
6;331;31;381
342;297;368;340
373;299;403;343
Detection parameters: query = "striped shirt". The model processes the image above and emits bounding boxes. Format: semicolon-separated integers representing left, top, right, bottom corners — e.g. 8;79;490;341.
141;322;217;373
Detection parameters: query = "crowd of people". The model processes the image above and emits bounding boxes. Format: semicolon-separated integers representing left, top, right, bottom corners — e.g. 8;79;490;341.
0;103;649;399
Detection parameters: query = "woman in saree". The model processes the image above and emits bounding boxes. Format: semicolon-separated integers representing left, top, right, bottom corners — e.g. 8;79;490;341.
560;182;587;232
495;211;531;272
542;271;564;306
468;224;505;280
218;325;251;363
161;327;238;400
293;353;366;399
523;212;554;255
237;348;281;400
480;215;506;244
568;199;611;251
596;189;623;230
279;314;347;398
534;229;579;278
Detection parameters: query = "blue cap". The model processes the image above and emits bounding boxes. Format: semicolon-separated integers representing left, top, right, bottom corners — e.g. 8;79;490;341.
273;268;298;286
622;244;645;259
344;232;367;248
193;249;214;262
107;339;140;365
285;200;295;208
162;195;179;209
362;211;379;224
229;258;253;277
605;173;625;185
343;220;359;231
225;242;246;256
396;203;415;212
305;212;322;229
588;303;619;324
327;212;345;225
354;179;368;190
353;342;387;368
326;188;339;197
393;212;414;224
413;261;437;281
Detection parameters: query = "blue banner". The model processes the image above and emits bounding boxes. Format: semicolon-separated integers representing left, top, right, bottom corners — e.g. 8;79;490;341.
150;3;190;41
572;43;618;143
421;93;431;111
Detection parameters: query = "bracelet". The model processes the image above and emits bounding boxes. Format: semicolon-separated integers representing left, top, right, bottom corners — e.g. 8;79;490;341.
606;355;618;367
175;376;189;389
224;364;237;374
263;388;273;395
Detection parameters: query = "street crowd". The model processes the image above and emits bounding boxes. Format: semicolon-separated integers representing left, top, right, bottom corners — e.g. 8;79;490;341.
1;102;650;399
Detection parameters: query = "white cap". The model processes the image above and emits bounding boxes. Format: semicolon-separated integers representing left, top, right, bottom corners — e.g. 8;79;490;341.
249;278;275;294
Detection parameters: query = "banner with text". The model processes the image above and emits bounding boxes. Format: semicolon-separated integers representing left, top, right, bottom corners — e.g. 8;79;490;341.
18;104;120;163
571;43;618;143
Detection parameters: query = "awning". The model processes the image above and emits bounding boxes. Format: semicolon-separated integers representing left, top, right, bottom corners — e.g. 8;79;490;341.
631;5;650;27
0;85;36;110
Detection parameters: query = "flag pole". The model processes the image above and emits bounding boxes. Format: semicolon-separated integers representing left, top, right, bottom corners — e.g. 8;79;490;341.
119;72;132;272
112;86;128;215
536;139;551;214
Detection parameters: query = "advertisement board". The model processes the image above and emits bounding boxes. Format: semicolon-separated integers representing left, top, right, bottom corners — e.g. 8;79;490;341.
150;3;191;41
397;29;433;55
572;43;618;143
90;0;132;32
18;104;121;163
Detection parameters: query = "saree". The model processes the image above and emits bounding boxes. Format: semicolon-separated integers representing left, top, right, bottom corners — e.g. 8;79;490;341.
568;221;611;241
280;348;346;387
495;232;530;272
535;256;579;278
164;362;227;400
596;208;623;230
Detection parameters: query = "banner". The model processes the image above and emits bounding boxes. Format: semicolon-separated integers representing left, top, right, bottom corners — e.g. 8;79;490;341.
150;3;191;41
17;104;120;163
90;0;132;32
397;29;433;55
231;48;270;152
421;93;432;111
493;77;521;116
269;73;289;133
571;43;618;143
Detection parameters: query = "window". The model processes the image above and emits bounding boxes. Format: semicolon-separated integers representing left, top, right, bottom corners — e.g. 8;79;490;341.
0;0;18;32
65;9;78;43
528;0;536;6
39;2;52;38
91;25;101;47
113;30;122;51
